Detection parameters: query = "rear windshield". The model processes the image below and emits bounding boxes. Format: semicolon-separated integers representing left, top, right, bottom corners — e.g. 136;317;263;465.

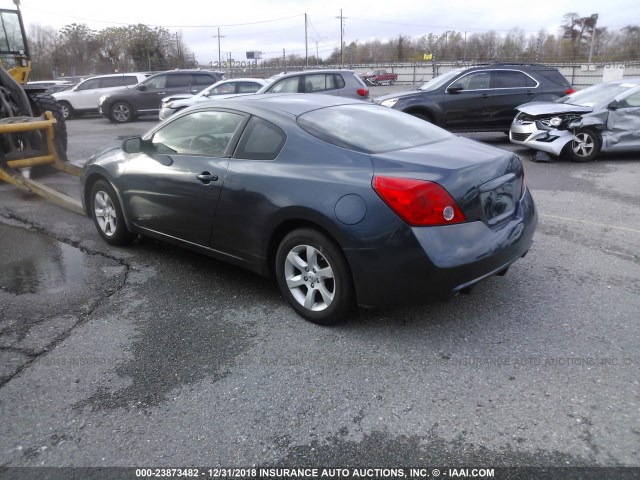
297;104;451;153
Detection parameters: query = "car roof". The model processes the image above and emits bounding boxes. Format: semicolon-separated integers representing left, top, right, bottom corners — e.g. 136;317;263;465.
218;77;266;82
193;92;366;117
82;72;149;79
472;63;560;70
148;69;220;76
600;77;640;86
272;69;356;78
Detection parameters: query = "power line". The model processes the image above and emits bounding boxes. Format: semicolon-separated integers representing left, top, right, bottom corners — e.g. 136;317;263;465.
20;7;304;28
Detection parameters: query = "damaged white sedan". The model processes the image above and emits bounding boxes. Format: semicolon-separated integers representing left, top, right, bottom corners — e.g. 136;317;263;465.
510;78;640;162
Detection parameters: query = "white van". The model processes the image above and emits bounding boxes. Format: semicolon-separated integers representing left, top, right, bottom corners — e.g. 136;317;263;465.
53;72;150;119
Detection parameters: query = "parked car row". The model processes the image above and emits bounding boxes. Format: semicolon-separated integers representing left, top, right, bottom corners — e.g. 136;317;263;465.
53;72;151;119
50;68;369;124
159;78;268;120
374;63;640;162
51;70;224;121
52;64;640;162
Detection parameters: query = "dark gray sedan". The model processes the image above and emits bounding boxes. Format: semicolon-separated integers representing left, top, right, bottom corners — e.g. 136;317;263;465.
82;94;537;325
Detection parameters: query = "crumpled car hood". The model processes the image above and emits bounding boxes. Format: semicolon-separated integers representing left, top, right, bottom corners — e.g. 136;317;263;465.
516;102;593;117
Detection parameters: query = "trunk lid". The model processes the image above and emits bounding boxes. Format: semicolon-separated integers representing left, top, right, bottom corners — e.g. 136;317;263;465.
371;136;524;226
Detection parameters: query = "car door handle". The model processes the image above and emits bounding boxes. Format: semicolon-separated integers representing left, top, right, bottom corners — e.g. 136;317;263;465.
197;172;218;184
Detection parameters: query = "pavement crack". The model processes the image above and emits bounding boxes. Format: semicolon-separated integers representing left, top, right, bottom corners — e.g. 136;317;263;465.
0;210;132;388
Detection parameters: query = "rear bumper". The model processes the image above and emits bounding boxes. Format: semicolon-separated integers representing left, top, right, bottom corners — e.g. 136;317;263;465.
345;188;537;307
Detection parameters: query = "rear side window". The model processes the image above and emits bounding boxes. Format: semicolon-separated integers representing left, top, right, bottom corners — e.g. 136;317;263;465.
333;74;346;88
237;82;262;93
303;74;345;93
305;74;331;92
100;77;125;88
124;76;140;86
536;69;571;87
193;74;218;86
493;71;537;88
235;117;286;160
166;74;192;88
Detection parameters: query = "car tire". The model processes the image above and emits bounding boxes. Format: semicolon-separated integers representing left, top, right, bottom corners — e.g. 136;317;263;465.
275;228;354;325
566;128;600;162
58;101;74;119
89;179;135;245
109;101;133;123
410;111;435;124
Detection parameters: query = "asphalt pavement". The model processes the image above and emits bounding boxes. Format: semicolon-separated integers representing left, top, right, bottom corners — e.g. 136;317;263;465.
0;86;639;476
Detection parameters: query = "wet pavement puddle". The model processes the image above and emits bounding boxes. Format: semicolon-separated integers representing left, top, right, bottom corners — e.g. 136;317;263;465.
0;222;86;295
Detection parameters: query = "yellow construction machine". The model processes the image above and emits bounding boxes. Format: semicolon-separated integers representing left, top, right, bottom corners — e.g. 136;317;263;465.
1;4;83;214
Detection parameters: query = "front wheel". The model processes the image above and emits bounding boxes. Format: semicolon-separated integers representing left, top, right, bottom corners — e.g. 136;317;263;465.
89;180;135;245
58;101;74;120
410;111;435;124
109;102;133;123
275;228;354;325
566;129;600;162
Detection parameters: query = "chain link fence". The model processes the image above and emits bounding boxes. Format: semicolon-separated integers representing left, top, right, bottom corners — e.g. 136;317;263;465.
215;61;640;90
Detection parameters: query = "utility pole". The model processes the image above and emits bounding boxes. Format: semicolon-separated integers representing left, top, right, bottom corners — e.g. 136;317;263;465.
336;9;346;68
175;32;181;67
305;13;308;67
588;13;599;64
212;28;225;67
463;31;468;63
315;37;327;66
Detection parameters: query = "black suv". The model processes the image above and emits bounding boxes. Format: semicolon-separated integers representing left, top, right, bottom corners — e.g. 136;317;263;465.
374;63;574;132
99;70;223;123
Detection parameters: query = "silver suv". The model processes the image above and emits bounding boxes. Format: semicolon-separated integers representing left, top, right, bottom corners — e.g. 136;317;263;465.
53;72;150;119
257;69;370;100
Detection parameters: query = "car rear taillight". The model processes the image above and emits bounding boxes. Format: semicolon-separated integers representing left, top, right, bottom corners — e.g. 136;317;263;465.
373;176;465;226
566;87;576;94
357;88;369;97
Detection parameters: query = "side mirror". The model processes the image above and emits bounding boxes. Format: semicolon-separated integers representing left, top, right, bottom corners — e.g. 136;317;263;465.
137;84;147;91
447;83;464;94
607;100;620;111
122;137;142;153
123;137;173;166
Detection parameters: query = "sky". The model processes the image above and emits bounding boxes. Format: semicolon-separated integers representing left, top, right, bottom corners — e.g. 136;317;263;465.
12;0;640;65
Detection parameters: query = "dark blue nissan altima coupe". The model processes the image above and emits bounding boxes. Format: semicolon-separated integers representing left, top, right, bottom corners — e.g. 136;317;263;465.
82;94;537;325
